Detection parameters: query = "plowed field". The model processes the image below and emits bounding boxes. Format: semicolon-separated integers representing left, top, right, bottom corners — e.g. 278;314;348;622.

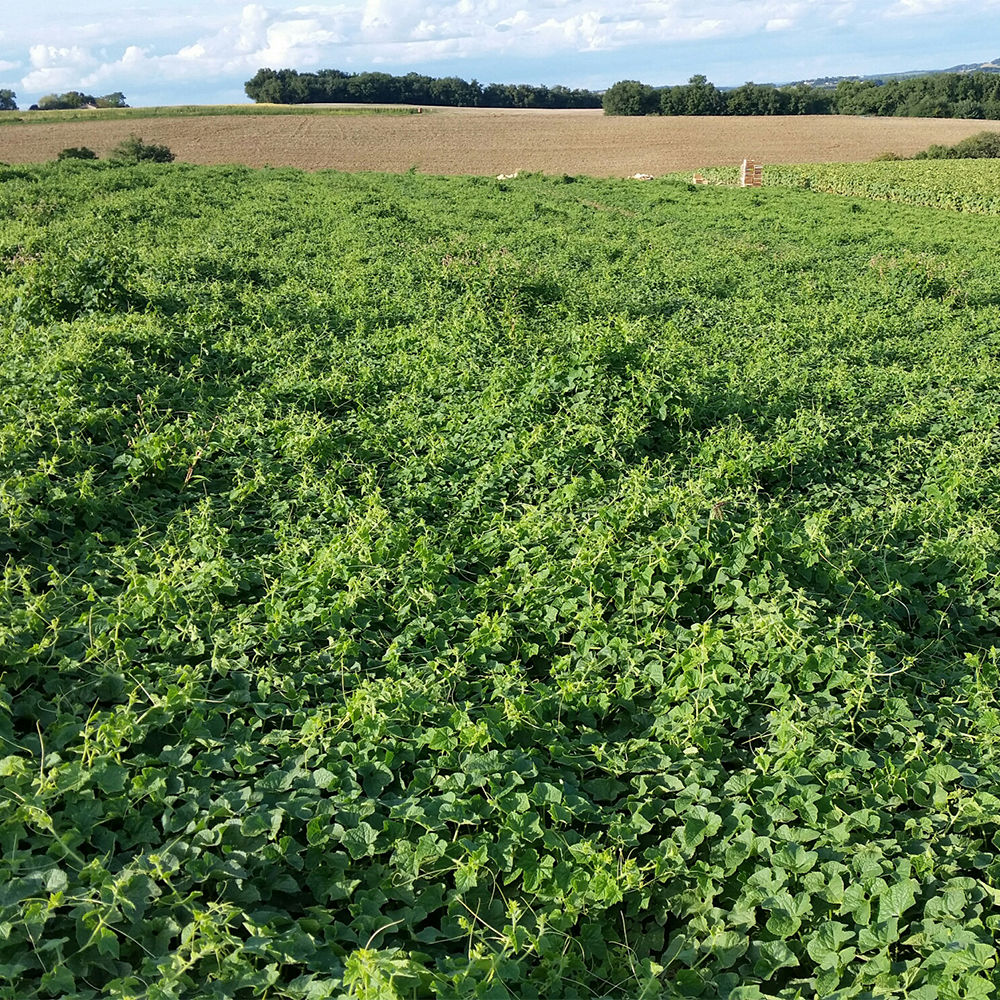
0;105;990;175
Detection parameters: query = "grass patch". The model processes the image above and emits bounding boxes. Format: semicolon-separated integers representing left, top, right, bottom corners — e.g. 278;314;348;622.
0;103;421;126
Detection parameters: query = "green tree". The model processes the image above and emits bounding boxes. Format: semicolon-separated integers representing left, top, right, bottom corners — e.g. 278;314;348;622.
243;65;601;109
244;68;307;103
683;75;725;114
0;89;16;111
725;82;789;115
780;84;833;115
38;91;97;110
603;79;659;116
96;92;128;108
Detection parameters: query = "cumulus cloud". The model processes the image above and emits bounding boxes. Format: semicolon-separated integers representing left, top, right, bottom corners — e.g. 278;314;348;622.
2;0;996;101
10;0;814;94
22;44;94;92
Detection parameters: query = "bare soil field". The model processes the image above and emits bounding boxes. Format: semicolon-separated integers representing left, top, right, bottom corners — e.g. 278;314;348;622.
0;106;990;176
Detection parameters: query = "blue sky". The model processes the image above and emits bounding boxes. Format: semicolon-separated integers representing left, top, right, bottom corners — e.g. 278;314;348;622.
1;1;997;106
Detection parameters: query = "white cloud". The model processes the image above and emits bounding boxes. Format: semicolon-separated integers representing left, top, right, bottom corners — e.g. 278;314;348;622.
22;44;94;92
887;0;1000;14
14;0;813;90
4;0;997;102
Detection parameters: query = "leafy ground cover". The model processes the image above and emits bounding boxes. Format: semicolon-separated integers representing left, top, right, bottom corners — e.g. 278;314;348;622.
0;105;417;127
699;159;1000;213
2;163;1000;999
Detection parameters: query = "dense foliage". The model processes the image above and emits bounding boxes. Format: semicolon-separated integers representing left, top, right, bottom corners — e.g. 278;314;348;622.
604;71;1000;118
3;163;1000;999
700;158;1000;213
245;68;602;109
914;130;1000;159
107;136;175;165
56;147;99;161
0;89;16;112
34;92;128;111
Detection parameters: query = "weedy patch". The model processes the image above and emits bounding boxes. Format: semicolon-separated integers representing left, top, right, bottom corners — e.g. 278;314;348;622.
1;163;1000;999
699;157;1000;214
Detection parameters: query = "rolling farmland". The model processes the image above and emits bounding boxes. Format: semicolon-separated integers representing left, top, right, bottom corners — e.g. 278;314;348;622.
0;107;994;174
2;160;1000;999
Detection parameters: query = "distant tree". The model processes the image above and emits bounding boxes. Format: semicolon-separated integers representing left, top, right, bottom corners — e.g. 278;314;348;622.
399;72;434;105
659;75;726;115
509;83;540;108
428;76;480;107
244;68;308;103
685;75;726;114
38;91;97;111
308;69;350;103
96;92;128;108
245;65;602;109
725;82;789;115
481;82;514;108
951;99;985;119
0;89;16;111
347;72;399;103
603;80;659;116
908;94;951;118
109;135;174;164
780;84;833;115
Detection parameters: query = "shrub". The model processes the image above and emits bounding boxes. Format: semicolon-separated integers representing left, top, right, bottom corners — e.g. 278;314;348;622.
57;146;99;161
914;131;1000;159
109;135;175;164
951;131;1000;158
914;143;952;160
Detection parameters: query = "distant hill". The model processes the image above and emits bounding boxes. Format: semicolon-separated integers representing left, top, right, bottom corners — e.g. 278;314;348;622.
788;56;1000;90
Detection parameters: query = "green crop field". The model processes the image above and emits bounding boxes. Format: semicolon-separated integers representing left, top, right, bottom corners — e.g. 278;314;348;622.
2;161;1000;1000
0;104;417;127
699;159;1000;214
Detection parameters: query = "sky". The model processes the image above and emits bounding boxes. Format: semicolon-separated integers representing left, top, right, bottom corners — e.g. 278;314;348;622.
1;1;998;107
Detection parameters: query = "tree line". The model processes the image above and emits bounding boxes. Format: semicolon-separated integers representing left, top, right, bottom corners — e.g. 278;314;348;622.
604;73;1000;118
245;68;602;109
245;67;1000;118
0;91;128;112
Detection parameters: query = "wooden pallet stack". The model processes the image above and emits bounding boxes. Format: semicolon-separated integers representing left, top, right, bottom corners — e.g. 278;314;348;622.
740;158;763;187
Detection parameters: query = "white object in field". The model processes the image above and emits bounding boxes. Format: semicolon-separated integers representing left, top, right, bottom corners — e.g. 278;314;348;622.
631;173;655;180
740;158;763;187
497;171;519;179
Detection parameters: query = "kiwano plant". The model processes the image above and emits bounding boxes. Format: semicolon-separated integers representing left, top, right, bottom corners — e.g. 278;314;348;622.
699;158;1000;214
1;161;1000;999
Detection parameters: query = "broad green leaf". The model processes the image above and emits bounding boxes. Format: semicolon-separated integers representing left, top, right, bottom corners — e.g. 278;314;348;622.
340;822;378;859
